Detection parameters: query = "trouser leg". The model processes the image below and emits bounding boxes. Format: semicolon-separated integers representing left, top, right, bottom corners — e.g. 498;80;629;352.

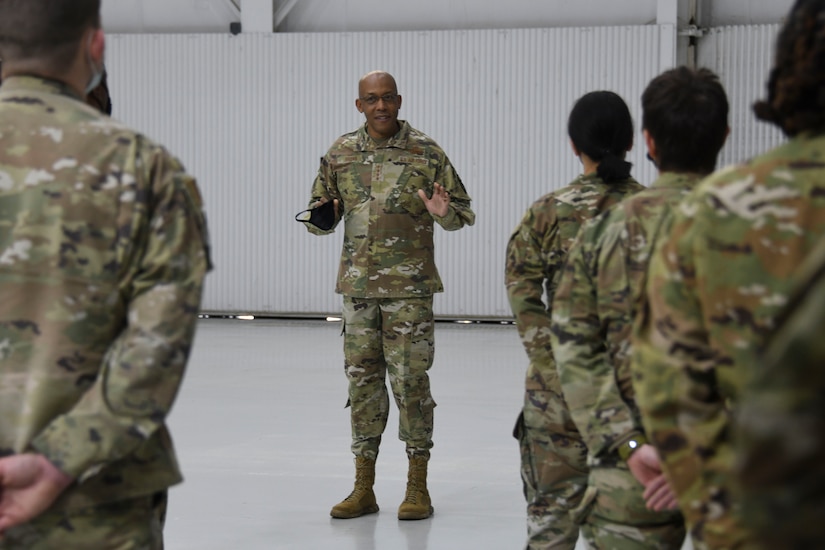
381;296;435;459
343;296;388;460
516;388;588;550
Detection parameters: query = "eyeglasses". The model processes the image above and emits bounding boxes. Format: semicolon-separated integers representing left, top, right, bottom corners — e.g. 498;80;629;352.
359;93;398;106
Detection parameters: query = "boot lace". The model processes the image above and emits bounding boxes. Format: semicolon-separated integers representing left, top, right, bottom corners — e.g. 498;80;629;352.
344;468;373;502
403;474;421;504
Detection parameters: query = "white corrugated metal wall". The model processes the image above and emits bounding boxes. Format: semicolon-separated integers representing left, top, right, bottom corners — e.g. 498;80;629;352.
699;25;785;167
105;24;782;319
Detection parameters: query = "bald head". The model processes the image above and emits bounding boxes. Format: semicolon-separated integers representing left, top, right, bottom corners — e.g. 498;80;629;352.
355;70;403;140
358;71;398;97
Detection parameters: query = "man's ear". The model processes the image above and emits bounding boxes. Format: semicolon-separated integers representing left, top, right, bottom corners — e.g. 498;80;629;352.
643;129;657;162
89;27;105;64
355;98;364;113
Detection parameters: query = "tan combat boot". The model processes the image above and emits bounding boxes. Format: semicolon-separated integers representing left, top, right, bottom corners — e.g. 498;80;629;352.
330;456;379;519
397;455;433;520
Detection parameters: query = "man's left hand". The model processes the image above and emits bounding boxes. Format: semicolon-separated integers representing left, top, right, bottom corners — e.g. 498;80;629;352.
418;182;450;218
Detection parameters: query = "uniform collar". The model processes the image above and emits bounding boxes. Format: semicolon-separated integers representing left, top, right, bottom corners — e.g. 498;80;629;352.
0;75;84;102
356;120;411;151
576;172;608;185
650;171;706;190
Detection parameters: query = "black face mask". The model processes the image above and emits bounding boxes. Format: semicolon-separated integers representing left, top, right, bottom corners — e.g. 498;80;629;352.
295;200;338;230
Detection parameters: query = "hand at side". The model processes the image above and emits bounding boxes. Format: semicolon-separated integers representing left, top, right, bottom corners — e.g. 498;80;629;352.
626;443;679;511
0;453;74;533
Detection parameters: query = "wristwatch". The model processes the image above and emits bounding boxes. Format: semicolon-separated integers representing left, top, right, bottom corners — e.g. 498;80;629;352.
617;434;648;461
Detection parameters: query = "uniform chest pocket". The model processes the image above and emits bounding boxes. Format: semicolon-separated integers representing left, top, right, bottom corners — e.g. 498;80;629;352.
390;161;434;216
332;158;372;208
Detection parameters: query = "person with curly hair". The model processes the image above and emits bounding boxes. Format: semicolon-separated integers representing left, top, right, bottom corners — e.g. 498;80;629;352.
630;0;825;548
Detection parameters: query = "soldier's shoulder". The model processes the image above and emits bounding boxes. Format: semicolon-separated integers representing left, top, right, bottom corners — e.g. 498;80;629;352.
406;127;447;156
617;186;680;217
62;110;187;175
553;179;597;210
327;130;360;153
580;203;628;247
125;128;189;173
511;192;561;236
527;189;565;216
697;135;825;194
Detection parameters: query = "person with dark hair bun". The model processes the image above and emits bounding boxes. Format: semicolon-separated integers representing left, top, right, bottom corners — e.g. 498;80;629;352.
552;66;729;549
505;91;643;549
631;1;825;548
567;91;635;184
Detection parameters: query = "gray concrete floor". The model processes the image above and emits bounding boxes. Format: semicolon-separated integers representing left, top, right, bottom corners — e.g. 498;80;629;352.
163;318;691;550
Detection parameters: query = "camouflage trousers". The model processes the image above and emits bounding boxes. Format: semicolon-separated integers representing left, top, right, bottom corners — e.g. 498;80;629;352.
573;464;685;549
342;296;435;460
515;388;588;550
0;491;167;550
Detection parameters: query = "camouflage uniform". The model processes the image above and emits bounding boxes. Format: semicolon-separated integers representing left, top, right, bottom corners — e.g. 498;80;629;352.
0;76;210;548
505;173;644;549
734;237;825;549
631;133;825;549
306;121;474;459
551;173;699;549
2;492;167;550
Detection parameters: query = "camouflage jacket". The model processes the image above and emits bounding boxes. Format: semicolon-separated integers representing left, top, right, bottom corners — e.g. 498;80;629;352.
505;173;643;391
306;121;474;298
631;133;825;547
734;236;825;548
551;172;701;464
0;76;210;511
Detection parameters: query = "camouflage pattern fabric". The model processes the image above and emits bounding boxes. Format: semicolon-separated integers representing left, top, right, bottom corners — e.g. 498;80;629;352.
1;492;167;549
308;120;472;462
306;120;474;298
551;173;698;548
631;133;825;548
734;237;825;549
343;296;435;460
505;173;644;549
575;465;684;550
0;76;210;513
514;390;588;550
